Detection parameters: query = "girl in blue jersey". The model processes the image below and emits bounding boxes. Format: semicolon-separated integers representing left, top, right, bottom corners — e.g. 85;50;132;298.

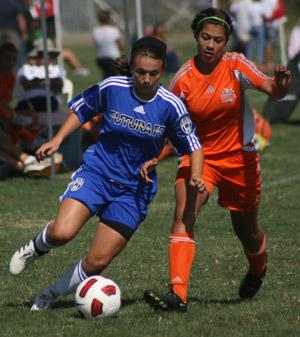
9;36;205;311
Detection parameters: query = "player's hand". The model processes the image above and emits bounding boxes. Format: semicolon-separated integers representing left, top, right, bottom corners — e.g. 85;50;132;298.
140;158;158;183
189;176;206;193
274;65;291;90
35;139;60;161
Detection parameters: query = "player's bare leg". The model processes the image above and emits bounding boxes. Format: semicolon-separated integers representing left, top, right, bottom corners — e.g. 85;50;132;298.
32;223;128;311
231;210;267;299
82;222;128;275
10;199;90;275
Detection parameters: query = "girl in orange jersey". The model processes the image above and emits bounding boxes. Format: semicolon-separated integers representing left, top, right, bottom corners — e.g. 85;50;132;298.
143;7;291;311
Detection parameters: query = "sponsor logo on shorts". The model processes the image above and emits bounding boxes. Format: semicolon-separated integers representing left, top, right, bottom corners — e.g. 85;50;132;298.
70;177;84;191
180;116;192;134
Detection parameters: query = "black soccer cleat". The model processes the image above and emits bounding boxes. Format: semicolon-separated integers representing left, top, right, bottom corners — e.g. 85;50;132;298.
239;268;266;300
144;287;187;312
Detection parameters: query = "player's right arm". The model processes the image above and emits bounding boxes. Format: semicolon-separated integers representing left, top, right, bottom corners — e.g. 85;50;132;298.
36;111;82;160
36;84;103;160
189;147;205;193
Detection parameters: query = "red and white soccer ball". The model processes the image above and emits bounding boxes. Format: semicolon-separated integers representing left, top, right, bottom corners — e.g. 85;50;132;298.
75;275;121;318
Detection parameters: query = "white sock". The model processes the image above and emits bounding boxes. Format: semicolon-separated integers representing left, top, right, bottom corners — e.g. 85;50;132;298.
34;221;58;253
44;259;87;297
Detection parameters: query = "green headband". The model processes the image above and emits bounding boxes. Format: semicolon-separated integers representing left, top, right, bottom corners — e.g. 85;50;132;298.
197;16;231;33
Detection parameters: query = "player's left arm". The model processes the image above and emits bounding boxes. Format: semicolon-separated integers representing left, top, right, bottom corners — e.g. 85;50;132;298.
190;147;205;193
259;65;291;99
140;148;205;192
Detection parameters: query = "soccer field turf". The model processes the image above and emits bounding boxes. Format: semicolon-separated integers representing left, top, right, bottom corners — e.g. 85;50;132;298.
1;113;299;337
1;39;300;336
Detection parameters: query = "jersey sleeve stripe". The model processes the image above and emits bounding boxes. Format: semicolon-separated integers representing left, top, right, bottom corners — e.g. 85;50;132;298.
224;52;271;81
187;133;201;151
74;101;86;111
158;87;188;117
70;97;84;111
157;91;186;117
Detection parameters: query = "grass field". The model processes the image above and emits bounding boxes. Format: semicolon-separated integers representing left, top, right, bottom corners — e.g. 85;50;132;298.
1;18;300;337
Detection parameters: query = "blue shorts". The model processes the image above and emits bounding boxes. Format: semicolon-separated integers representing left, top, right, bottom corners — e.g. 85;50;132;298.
60;166;156;240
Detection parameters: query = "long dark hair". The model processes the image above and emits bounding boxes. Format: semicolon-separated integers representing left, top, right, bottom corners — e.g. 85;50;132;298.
191;7;233;39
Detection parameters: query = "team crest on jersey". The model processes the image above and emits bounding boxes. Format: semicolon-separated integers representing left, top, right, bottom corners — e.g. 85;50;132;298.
70;177;84;191
205;85;215;94
180;116;192;134
221;88;236;103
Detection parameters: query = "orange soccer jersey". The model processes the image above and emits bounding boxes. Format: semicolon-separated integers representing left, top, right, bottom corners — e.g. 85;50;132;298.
169;52;271;157
170;53;271;211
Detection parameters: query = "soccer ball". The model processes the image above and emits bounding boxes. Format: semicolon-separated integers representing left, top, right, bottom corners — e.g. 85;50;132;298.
75;275;121;318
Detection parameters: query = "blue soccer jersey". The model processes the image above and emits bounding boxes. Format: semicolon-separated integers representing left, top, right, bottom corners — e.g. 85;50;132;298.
68;76;201;190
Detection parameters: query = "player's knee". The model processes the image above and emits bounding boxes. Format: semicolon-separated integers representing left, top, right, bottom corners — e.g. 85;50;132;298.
84;254;112;274
172;219;195;233
47;222;76;244
174;208;196;229
242;231;262;252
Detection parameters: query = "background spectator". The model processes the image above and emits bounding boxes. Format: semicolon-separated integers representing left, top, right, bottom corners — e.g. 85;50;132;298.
28;0;90;77
262;19;300;123
245;0;266;67
152;22;181;74
288;19;300;61
0;0;28;67
0;41;50;177
15;39;64;114
262;0;286;70
229;0;251;54
91;9;124;79
13;39;65;152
